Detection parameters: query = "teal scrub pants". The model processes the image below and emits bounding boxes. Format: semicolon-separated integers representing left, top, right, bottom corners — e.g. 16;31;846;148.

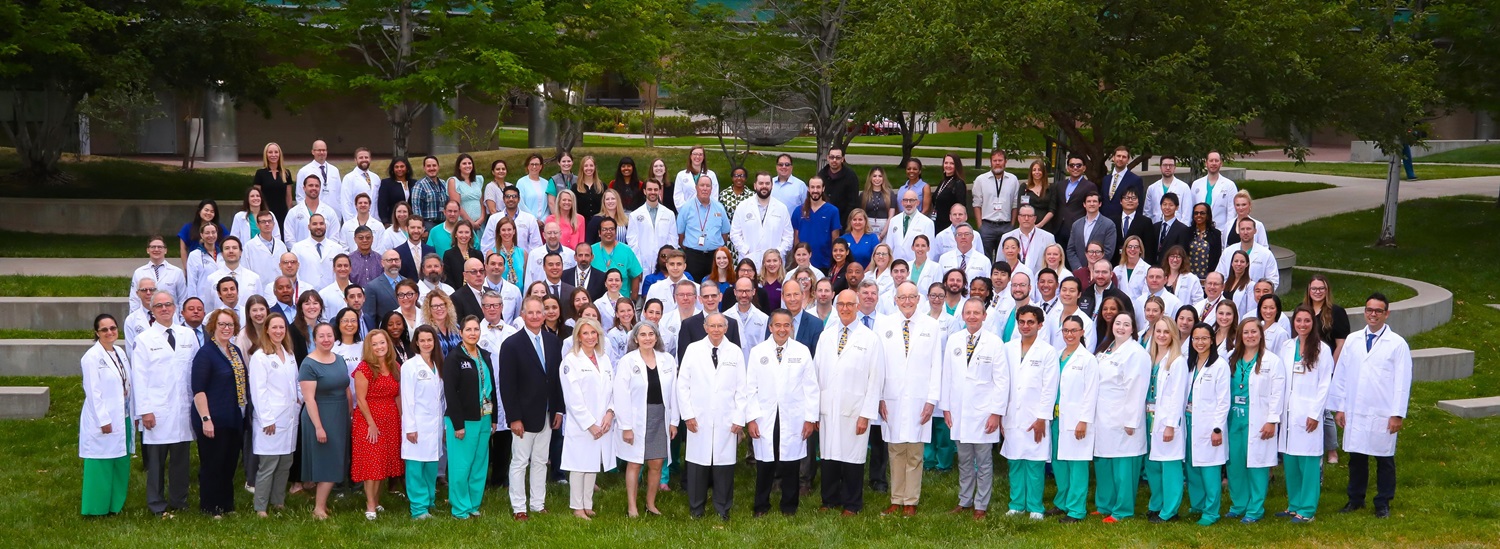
445;418;492;517
1283;453;1322;518
1050;421;1091;519
1226;415;1268;520
81;456;131;516
1191;463;1223;525
405;459;439;518
1146;458;1185;519
1007;459;1046;513
1094;455;1144;518
925;421;956;470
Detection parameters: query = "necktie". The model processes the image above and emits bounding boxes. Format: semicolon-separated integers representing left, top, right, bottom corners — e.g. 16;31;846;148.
902;214;911;236
966;333;977;361
1160;223;1169;248
320;164;327;186
902;319;910;355
958;252;967;273
838;327;849;355
712;347;719;368
776;346;783;363
1123;214;1131;234
316;241;323;259
533;333;545;371
362;171;370;184
152;263;162;280
228;346;247;407
579;269;588;290
552;284;560;297
1042;301;1053;314
1110;172;1120;197
1366;332;1376;351
166;329;177;350
196;327;204;346
489;323;503;330
862;315;873;329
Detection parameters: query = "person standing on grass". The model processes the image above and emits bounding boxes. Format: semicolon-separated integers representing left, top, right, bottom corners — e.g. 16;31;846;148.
190;309;248;518
813;290;884;516
1300;274;1350;465
1329;293;1413;520
940;298;1008;520
400;326;445;520
500;296;566;521
248;313;299;517
1277;306;1334;523
1223;319;1285;523
1000;305;1059;521
1092;310;1150;523
677;313;747;520
132;236;188;315
441;315;495;519
744;310;817;517
559;318;616;520
1144;318;1191;523
1049;316;1099;523
80;314;133;517
1185;323;1230;526
298;322;350;520
132;291;199;518
351;329;404;520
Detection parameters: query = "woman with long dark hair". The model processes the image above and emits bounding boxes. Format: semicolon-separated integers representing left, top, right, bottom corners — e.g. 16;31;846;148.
931;154;968;232
1185;322;1230;526
1223;319;1285;524
179;199;223;269
1299;273;1349;464
610;156;646;212
1276;305;1333;523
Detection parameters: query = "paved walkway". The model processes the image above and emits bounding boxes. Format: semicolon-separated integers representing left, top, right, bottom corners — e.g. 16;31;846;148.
1248;171;1498;230
0;258;142;277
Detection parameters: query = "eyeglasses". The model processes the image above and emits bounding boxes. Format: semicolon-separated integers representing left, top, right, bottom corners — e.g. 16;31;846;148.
777;162;792;167
1365;308;1387;314
481;303;502;309
1308;286;1327;292
216;321;237;328
1067;163;1084;168
464;269;484;275
150;303;174;309
136;288;153;294
828;155;843;160
396;292;416;298
96;326;118;333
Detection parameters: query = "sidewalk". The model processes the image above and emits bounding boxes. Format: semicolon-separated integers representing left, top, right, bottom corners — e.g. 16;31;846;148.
0;258;142;277
1249;171;1497;230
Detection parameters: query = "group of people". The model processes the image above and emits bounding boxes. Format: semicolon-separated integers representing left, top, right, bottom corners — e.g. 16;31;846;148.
79;139;1413;526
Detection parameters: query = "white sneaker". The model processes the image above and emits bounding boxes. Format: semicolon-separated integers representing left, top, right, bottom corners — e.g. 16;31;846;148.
1005;510;1022;516
1029;512;1044;520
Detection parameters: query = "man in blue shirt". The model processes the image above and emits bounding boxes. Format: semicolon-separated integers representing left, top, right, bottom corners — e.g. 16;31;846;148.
792;176;842;271
677;174;732;281
770;153;807;216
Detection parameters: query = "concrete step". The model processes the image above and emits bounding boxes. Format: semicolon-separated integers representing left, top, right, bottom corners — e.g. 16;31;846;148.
0;340;93;377
1411;347;1475;382
1437;396;1500;419
1298;266;1452;337
0;387;50;419
0;297;129;331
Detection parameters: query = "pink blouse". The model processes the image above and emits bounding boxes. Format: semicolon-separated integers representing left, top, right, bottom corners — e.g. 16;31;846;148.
546;213;587;249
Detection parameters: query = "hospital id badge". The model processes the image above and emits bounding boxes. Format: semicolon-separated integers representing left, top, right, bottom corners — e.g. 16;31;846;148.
1146;403;1156;414
697;235;706;247
1020;195;1030;205
482;400;493;415
1234;396;1248;406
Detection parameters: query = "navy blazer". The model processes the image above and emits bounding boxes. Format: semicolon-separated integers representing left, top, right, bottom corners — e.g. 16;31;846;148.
396;242;437;281
1147;220;1194;265
674;313;741;364
497;329;565;433
191;342;247;432
793;311;822;357
1100;170;1145;221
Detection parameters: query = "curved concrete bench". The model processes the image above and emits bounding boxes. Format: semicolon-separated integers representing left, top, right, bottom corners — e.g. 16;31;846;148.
1412;347;1475;382
1298;266;1452;337
0;297;128;331
0;198;244;236
1271;245;1296;294
0;387;50;419
1438;397;1500;419
0;340;92;377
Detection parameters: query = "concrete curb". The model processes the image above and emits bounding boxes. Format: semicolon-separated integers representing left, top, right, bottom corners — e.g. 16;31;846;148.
1272;245;1296;293
1298;266;1452;337
1411;347;1475;382
0;197;244;236
0;297;128;331
0;340;92;377
1437;397;1500;419
0;387;50;419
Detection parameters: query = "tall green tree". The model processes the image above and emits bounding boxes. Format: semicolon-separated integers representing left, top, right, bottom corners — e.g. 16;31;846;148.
1429;0;1500;115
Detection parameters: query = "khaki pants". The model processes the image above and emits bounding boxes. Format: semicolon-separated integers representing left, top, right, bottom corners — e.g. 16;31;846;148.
888;442;925;505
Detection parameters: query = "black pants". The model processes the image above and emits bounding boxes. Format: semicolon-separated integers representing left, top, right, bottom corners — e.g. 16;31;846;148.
868;425;888;491
242;403;258;488
686;463;736;519
489;431;514;487
196;426;243;514
753;414;801;515
683;248;713;282
143;441;191;514
820;459;865;512
799;431;820;490
1347;452;1397;509
548;430;566;482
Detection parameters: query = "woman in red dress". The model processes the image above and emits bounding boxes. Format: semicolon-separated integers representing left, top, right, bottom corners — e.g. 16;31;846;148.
351;329;405;520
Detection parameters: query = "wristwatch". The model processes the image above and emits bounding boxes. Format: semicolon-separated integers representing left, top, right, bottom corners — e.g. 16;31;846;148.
1212;427;1222;435
201;415;212;423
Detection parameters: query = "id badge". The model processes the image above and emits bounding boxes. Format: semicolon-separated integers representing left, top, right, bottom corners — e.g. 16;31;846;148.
697;234;706;247
1020;195;1030;205
1185;403;1193;414
993;203;1004;211
481;400;493;415
1146;403;1156;414
1293;364;1306;374
1234;396;1248;406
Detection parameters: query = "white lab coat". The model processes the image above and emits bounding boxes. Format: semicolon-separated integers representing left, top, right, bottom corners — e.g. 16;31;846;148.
292;237;345;291
626;204;679;265
338;216;385;250
203;266;261;312
1215;243;1280;291
1191;175;1238;235
814;322;885;463
1222;216;1268;249
875;314;944;444
743;339;818;461
1262;322;1290;358
1047;308;1096;353
248;349;301;455
229;210;282;248
730;199;793;269
1054;347;1101;461
1188;358;1232;467
1135;288;1182;329
185;249;227;304
1001;338;1060;462
130;324;198;445
1235;353;1286;468
939;328;1009;444
340;168;380;222
131;262;189;314
612;350;679;464
885;211;936;263
283;201;342;247
479;210;543;254
727;305;769;365
674;169;719;207
1169;272;1204;309
559;352;617;473
1113;261;1150;298
1328;326;1412;457
524;245;577;287
241;236;288;285
1148;356;1192;462
939;248;992;283
1143;177;1194;225
1000;227;1056;274
399;355;445;462
1093;341;1151;458
676;339;747;466
79;343;133;459
1278;339;1334;457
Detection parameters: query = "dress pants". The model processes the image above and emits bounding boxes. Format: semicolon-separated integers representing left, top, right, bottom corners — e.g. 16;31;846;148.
820;460;866;512
979;220;1011;257
753;413;801;515
488;429;513;487
446;418;491;517
1007;460;1045;513
686;463;735;519
81;456;130;516
569;472;598;510
548;428;566;482
955;442;993;510
867;425;889;491
1284;453;1323;518
509;424;552;512
887;442;924;505
142;441;190;514
799;431;820;490
683;248;713;282
196;426;243;514
405;460;439;517
242;402;258;488
1347;452;1396;510
252;454;293;512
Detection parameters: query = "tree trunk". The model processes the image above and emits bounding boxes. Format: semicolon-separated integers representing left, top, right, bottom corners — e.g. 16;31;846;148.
179;92;201;171
2;82;81;182
387;101;417;159
1375;152;1401;247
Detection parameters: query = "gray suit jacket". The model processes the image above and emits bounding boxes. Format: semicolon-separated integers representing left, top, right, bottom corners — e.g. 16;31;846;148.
1067;215;1119;271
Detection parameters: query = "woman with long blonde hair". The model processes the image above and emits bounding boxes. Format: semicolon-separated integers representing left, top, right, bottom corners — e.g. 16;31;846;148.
588;188;630;245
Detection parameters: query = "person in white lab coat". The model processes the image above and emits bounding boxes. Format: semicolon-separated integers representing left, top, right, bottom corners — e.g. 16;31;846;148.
744;311;818;516
1223;319;1285;523
1047;278;1095;352
1144;318;1191;523
1050;316;1100;522
1277;306;1335;522
940;298;1009;518
1191;151;1237;234
1328;293;1412;519
627;180;679;266
1214;218;1279;291
886;190;936;263
559;319;616;519
247;314;300;516
727;278;769;363
730;172;793;270
1092;310;1151;523
1001;305;1060;519
79;314;133;517
874;283;943;516
814;290;885;515
613;320;679;518
1185;323;1231;526
400;326;446;520
676;313;747;520
131;291;200;517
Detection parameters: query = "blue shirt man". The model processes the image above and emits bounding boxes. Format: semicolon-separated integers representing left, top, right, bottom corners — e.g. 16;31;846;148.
676;176;732;253
792;177;842;271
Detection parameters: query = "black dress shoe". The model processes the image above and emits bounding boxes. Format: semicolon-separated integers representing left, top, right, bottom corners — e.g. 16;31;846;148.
1374;507;1391;519
1045;507;1066;516
1339;503;1365;513
1058;516;1081;524
1147;511;1160;520
1149;515;1174;524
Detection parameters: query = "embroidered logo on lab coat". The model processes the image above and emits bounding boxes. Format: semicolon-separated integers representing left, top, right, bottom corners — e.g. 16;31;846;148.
417;369;431;380
953;347;962;356
760;357;769;364
563;364;570;375
885;330;893;338
636;214;645;222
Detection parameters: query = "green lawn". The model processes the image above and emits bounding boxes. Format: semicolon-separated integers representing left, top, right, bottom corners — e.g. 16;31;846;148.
1239;180;1335;199
0;149;246;200
0;197;1497;545
1284;268;1415;307
1232;160;1500;179
0;329;93;339
0;275;129;297
0;231;169;258
1415;143;1500;165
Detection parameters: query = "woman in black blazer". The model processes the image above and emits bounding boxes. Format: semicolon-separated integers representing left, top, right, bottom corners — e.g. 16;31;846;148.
377;158;415;225
254;143;295;227
442;221;482;288
191;309;250;517
1186;202;1224;279
441;316;496;518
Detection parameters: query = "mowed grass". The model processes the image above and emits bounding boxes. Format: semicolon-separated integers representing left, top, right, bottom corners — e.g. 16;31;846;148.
0;148;246;200
0;231;169;258
0;329;93;339
0;197;1498;545
0;275;129;297
1283;268;1415;306
1231;160;1500;179
1415;143;1500;164
1238;180;1334;199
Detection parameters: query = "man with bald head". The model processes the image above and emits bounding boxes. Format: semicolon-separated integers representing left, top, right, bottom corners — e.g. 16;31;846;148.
875;281;944;516
814;289;885;515
296;139;340;205
678;312;748;520
525;220;577;286
363;249;406;320
263;252;313;307
450;257;488;320
886;189;935;263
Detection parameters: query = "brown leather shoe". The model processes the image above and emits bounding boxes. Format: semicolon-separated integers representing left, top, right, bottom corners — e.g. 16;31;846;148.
949;505;970;514
903;505;917;517
973;509;987;520
841;510;857;517
512;512;529;522
818;506;831;513
881;504;902;516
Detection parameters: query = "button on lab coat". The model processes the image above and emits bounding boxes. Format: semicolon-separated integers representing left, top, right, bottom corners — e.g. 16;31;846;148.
814;322;885;464
676;339;747;466
939;329;1009;444
743;339;818;462
1327;327;1412;457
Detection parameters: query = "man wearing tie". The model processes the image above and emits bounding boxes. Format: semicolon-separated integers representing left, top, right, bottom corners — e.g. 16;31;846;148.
539;253;575;318
130;236;188;314
498;297;565;521
563;243;606;301
1147;193;1193;264
885;190;935;263
677;313;748;520
1100;146;1145;222
940;298;1009;519
131;291;200;517
938;225;992;283
203;237;261;310
295;139;340;205
482;252;523;323
450;257;488;320
675;283;741;364
1113;188;1152;264
1329;294;1413;520
268;277;298;318
291;214;345;290
397;217;435;281
814;290;885;515
1051;155;1096;252
340;147;379;222
875;282;943;517
1066;193;1117;271
744;309;818;516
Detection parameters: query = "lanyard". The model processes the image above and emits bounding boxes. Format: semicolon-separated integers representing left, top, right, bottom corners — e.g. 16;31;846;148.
696;202;712;233
1017;230;1036;261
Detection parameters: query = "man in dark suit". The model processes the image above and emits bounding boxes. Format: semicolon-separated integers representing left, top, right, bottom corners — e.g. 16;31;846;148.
363;250;404;322
1052;154;1097;251
563;242;606;301
675;282;741;364
1147;192;1194;264
768;278;822;356
1066;192;1118;271
538;253;576;319
1099;146;1146;222
396;216;435;281
497;296;565;521
1078;258;1135;319
449;257;487;321
1113;187;1154;263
